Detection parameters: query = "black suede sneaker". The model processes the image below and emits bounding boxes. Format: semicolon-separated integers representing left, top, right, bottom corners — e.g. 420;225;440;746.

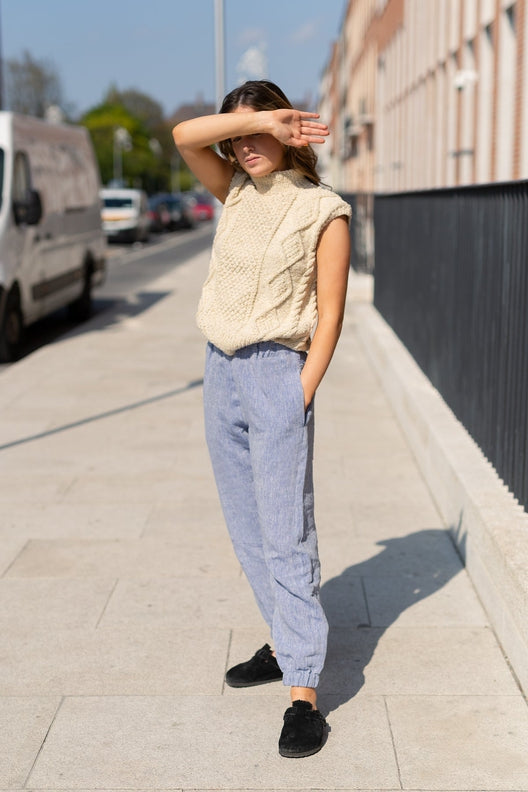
278;700;327;758
225;643;283;688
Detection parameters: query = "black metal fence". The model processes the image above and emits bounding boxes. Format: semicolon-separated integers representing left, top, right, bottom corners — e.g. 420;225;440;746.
374;181;528;512
341;192;375;274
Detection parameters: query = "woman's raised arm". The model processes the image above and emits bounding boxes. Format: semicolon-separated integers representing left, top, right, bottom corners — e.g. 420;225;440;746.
172;109;328;203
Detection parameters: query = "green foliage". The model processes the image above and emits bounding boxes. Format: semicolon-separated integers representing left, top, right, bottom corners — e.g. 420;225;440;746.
177;169;195;192
79;91;197;194
103;86;164;130
80;101;172;191
4;56;197;196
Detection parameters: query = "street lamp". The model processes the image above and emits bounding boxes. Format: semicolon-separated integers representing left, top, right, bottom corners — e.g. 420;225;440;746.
149;138;162;157
113;126;132;186
214;0;225;111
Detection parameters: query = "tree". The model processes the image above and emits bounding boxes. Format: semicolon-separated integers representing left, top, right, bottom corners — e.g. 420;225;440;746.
103;86;164;131
101;85;187;189
80;101;170;192
81;84;200;193
5;50;65;118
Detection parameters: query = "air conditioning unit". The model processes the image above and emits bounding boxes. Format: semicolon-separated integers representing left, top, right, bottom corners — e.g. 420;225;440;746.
453;70;478;90
358;113;374;126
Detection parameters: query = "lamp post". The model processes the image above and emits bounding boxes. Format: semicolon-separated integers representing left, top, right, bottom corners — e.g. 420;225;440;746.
214;0;225;111
213;0;225;227
113;126;132;186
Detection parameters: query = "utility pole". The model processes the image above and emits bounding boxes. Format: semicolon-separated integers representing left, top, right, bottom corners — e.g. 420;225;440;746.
214;0;225;112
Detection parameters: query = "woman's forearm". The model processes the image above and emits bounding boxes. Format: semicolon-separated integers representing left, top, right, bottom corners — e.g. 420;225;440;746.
301;317;344;409
302;216;350;407
173;108;328;153
173;111;272;151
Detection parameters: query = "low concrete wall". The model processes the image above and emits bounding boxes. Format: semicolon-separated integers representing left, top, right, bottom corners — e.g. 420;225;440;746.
353;300;528;697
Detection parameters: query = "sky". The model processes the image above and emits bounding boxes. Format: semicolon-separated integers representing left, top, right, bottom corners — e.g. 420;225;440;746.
2;0;346;118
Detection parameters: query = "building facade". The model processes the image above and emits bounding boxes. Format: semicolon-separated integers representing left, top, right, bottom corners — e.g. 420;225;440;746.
320;0;528;192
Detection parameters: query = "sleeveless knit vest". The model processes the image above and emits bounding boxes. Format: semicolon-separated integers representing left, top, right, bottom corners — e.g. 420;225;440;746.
196;169;351;355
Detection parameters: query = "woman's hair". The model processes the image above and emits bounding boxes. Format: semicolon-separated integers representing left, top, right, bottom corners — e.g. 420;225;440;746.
218;80;321;185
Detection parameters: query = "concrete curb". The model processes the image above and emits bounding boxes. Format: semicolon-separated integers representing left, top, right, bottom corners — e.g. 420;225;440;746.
353;297;528;697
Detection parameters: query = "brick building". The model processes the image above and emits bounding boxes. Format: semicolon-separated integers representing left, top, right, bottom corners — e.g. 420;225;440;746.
320;0;528;192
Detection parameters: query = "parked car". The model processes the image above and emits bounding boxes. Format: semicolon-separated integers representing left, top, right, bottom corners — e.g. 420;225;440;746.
147;195;171;232
147;193;195;231
0;111;106;362
187;191;215;222
100;188;150;243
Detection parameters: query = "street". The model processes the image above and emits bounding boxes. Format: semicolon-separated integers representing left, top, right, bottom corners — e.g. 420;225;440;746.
0;224;214;372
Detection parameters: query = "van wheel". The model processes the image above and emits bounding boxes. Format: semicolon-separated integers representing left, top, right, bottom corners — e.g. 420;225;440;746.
68;268;92;322
0;289;23;363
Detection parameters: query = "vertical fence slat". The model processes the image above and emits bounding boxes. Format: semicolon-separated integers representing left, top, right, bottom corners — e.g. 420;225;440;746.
374;181;528;512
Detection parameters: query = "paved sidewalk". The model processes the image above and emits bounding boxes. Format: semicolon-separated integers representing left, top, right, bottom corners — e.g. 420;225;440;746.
0;244;527;791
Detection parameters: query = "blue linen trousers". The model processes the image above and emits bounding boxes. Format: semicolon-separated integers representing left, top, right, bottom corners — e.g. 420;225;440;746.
203;341;328;688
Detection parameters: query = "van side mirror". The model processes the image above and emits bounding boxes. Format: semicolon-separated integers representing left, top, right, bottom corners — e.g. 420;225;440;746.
13;189;42;226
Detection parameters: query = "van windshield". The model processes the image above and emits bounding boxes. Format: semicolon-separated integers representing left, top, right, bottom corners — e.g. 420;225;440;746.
104;197;134;208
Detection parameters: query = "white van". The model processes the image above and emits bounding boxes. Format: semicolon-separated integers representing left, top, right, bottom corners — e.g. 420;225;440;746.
100;188;150;243
0;112;106;361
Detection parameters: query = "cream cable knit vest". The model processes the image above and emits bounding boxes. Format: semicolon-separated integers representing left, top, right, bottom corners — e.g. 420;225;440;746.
196;169;352;356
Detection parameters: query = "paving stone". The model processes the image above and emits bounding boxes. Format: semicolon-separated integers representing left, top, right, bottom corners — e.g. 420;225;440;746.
0;696;60;788
0;626;229;696
319;571;370;629
0;418;53;447
60;471;184;504
0;578;115;630
0;503;151;540
0;537;27;576
362;570;488;626
387;695;528;790
319;528;463;581
98;576;261;630
350;499;447;538
0;473;75;503
319;626;519;697
5;537;240;578
28;694;399;790
143;498;226;537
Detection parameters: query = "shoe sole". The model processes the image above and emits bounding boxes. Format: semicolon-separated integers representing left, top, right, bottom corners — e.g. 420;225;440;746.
279;742;324;758
225;675;283;688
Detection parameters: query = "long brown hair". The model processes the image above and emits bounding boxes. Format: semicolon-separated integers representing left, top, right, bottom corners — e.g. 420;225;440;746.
218;80;321;186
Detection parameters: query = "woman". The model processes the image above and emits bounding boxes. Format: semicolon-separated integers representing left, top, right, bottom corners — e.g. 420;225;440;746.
173;80;351;758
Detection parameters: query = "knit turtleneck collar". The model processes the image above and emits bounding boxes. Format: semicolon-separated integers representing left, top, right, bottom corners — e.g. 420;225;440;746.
250;168;309;194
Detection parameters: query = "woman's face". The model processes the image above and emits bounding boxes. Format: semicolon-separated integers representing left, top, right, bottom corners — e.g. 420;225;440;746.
230;104;287;177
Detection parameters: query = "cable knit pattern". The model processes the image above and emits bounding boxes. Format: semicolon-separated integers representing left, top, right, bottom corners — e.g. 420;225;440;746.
196;169;352;355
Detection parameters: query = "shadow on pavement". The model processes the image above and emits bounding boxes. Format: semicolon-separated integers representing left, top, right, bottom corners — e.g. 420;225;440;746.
63;290;173;338
14;291;173;363
0;379;204;452
319;529;462;716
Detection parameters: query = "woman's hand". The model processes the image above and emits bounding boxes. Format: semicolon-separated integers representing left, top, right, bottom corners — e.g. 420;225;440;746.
268;109;329;148
300;379;315;411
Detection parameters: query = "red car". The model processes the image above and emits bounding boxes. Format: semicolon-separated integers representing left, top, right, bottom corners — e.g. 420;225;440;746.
188;192;214;222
